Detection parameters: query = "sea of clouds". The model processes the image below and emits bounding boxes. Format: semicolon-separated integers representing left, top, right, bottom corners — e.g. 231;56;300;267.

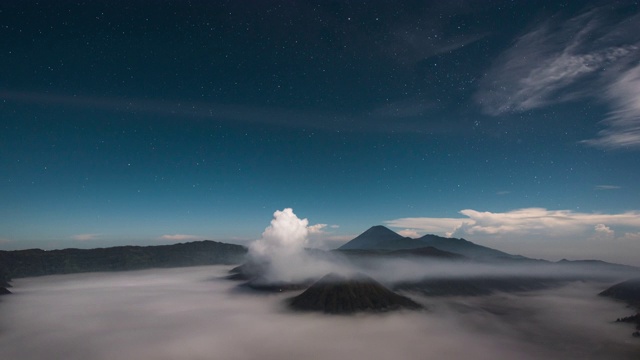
0;265;638;360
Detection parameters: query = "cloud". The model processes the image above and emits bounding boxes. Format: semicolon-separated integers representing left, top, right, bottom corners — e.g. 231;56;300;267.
475;6;640;149
388;208;640;238
307;224;328;234
71;234;101;241
0;89;348;132
397;229;421;238
158;234;203;241
593;224;615;241
385;217;468;235
594;185;621;190
2;266;638;360
582;62;640;149
387;208;640;264
388;25;487;64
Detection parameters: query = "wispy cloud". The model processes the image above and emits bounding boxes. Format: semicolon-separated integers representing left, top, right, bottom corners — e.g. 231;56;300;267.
71;233;101;241
0;90;347;131
475;7;640;149
594;185;621;190
389;29;487;64
582;63;640;149
158;234;202;241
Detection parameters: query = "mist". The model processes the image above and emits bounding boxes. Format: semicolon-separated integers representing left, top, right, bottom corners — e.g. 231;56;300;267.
1;266;638;360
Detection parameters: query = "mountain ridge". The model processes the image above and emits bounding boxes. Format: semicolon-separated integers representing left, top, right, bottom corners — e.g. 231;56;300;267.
0;240;247;279
338;225;522;260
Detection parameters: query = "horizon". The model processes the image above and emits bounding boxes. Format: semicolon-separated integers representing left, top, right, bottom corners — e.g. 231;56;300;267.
3;221;640;268
2;1;640;267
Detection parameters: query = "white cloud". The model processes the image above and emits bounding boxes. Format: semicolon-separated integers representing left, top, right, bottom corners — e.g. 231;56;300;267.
592;224;614;241
475;7;640;149
387;208;640;264
307;224;328;234
386;208;640;239
397;229;422;238
158;234;202;241
385;217;469;235
71;234;101;241
594;185;621;190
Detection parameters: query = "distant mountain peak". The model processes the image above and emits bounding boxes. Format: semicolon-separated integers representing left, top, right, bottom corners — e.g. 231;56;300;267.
338;225;524;260
362;225;400;235
338;225;404;250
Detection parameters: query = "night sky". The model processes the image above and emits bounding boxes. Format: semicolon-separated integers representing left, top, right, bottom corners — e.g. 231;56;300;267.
2;1;640;265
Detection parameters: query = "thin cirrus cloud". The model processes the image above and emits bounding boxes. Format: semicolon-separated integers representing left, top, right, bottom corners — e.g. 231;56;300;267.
594;185;621;190
71;233;101;241
386;208;640;239
158;234;203;241
475;7;640;149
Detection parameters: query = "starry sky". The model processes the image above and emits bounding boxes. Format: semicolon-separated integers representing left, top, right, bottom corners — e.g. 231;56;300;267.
2;1;640;265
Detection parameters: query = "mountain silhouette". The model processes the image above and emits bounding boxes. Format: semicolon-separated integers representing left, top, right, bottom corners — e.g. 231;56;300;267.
0;240;247;278
338;225;524;260
338;225;405;250
289;273;422;314
336;246;466;260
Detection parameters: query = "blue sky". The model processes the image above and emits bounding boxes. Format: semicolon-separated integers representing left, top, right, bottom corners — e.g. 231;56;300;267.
1;0;640;265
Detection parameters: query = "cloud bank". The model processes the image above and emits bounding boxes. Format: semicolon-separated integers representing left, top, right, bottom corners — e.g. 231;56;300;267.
386;208;640;264
0;266;638;360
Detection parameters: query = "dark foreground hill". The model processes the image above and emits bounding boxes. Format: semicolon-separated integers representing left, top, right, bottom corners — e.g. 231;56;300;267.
600;278;640;337
0;240;247;279
600;278;640;309
289;273;422;314
0;270;9;295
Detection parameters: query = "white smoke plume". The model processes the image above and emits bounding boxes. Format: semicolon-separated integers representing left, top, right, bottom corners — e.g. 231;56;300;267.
248;208;341;283
249;208;309;259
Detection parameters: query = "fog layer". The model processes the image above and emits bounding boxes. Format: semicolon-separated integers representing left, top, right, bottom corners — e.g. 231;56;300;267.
0;266;638;360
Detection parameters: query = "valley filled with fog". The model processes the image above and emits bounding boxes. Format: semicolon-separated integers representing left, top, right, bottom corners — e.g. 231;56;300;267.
1;265;638;360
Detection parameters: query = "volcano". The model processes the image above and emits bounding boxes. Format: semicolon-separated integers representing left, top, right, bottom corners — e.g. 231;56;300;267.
289;273;421;314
